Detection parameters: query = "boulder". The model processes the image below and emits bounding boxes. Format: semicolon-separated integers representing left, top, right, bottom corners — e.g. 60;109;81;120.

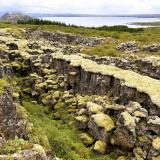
147;116;160;134
152;137;160;151
42;95;57;106
117;156;127;160
75;115;89;129
133;147;147;160
94;140;107;154
88;113;115;141
127;101;148;118
147;137;160;160
86;102;103;114
79;133;94;146
112;111;136;149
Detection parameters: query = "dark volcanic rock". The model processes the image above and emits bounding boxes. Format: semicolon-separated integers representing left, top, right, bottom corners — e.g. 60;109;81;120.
6;42;18;50
0;87;16;139
26;29;104;47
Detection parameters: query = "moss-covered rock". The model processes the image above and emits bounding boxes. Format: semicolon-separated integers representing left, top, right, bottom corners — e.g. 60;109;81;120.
75;115;89;129
79;133;94;146
94;140;106;154
91;113;115;132
117;156;127;160
35;82;47;90
52;91;60;99
86;102;103;114
152;137;160;150
16;103;28;120
0;79;8;94
42;69;56;75
134;147;145;160
152;155;160;160
77;95;90;107
121;111;136;132
75;115;89;124
11;61;21;71
12;92;19;98
42;95;57;106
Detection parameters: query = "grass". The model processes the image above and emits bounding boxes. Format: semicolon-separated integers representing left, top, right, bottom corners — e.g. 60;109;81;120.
0;22;160;58
0;22;160;42
131;21;160;26
23;101;115;160
83;41;121;57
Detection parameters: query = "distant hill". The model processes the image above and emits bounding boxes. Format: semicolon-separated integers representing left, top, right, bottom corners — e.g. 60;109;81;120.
0;12;33;23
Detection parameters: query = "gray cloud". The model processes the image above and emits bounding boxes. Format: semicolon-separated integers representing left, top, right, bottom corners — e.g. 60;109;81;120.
0;0;159;14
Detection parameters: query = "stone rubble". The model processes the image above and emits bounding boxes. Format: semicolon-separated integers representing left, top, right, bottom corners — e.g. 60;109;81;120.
116;41;139;53
117;41;160;53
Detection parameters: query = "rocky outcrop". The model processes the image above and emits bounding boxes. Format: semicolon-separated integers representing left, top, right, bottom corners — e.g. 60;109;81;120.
0;83;51;159
0;82;16;139
116;41;139;53
48;53;160;115
26;29;105;47
89;55;160;80
117;41;160;53
0;80;50;159
143;44;160;52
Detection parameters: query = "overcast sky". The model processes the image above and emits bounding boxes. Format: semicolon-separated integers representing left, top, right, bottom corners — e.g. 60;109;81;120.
0;0;159;14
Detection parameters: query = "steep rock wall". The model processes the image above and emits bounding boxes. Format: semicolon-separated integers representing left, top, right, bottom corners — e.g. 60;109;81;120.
49;54;160;116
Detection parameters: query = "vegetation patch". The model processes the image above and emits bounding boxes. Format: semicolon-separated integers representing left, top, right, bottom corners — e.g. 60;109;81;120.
1;139;33;154
23;101;115;160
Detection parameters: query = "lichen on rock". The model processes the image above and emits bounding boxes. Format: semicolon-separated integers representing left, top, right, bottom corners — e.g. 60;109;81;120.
94;140;107;154
91;113;115;132
152;137;160;150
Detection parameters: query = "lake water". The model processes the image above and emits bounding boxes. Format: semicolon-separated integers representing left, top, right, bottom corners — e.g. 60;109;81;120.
41;16;160;28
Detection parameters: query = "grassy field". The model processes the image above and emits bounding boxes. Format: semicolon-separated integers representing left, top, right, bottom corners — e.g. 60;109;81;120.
0;22;160;57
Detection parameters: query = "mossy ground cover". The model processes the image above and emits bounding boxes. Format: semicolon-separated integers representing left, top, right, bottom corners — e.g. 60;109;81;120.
1;139;32;154
23;101;115;160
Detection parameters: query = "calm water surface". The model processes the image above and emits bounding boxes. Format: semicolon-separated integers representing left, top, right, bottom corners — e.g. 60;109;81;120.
41;16;160;28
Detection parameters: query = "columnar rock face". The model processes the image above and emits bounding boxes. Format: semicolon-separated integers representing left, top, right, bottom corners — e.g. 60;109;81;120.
50;54;160;116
